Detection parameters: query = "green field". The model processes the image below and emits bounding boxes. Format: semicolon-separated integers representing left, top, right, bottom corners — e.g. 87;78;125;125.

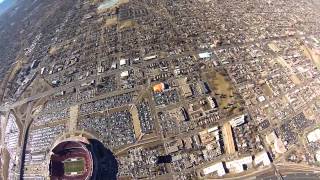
64;159;85;174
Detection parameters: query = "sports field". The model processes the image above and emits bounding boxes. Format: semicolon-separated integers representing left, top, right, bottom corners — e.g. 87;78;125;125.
64;158;85;174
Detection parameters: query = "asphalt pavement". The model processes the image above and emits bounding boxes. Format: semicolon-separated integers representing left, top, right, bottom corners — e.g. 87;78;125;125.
258;172;320;180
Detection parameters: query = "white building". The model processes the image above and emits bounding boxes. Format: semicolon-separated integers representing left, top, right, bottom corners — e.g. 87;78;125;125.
40;67;46;75
257;95;266;102
226;156;253;173
202;162;226;176
207;96;216;109
111;61;117;69
198;52;212;59
307;128;320;143
119;58;127;66
254;151;271;167
120;71;129;78
315;150;320;162
229;114;246;127
143;55;157;61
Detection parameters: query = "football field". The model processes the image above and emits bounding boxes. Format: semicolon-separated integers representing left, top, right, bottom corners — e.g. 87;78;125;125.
64;158;85;174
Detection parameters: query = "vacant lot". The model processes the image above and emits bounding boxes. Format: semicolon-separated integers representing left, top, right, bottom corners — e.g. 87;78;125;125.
301;45;320;70
202;69;243;114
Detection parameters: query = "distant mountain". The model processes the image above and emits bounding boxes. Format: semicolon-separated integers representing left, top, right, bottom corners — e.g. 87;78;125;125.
0;0;17;15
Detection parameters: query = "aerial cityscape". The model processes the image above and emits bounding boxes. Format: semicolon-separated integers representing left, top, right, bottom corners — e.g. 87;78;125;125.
0;0;319;179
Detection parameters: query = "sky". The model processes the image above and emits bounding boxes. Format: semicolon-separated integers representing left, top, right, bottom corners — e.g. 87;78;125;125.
0;0;4;4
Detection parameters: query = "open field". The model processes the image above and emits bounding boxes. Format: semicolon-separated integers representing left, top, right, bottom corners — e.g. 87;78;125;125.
105;17;118;27
301;45;320;70
290;74;302;85
202;70;243;115
20;78;52;100
275;57;302;85
262;83;273;97
203;70;233;108
118;20;136;30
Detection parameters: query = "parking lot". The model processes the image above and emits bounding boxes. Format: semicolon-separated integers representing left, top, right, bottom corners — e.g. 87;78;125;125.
78;111;136;149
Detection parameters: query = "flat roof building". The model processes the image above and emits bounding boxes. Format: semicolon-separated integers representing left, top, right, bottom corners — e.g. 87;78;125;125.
153;83;165;93
120;71;129;78
119;59;127;66
199;52;212;59
307;128;320;143
254;151;271;167
143;55;157;61
202;162;226;176
229;114;246;127
226;156;253;173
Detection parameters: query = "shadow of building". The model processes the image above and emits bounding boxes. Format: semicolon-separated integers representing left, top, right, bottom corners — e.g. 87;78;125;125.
87;139;118;180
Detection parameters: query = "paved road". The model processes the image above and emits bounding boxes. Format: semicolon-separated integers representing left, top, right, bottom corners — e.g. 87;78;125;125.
257;163;320;180
283;173;320;180
259;172;320;180
211;162;320;180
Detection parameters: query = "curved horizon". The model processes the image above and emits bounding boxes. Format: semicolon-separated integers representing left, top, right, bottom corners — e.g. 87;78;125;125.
0;0;16;16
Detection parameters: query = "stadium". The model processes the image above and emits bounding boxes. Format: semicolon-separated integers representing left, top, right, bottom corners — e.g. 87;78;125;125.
49;140;93;180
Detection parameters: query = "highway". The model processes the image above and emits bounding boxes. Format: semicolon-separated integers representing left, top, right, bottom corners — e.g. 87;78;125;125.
259;172;320;180
204;162;320;180
253;163;320;180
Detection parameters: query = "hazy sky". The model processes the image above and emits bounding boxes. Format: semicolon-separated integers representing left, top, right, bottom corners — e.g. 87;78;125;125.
0;0;4;4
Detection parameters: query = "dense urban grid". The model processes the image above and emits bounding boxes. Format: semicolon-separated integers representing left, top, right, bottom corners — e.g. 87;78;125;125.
0;0;320;179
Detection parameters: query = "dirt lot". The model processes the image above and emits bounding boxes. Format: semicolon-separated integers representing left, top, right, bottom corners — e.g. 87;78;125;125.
301;45;320;70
